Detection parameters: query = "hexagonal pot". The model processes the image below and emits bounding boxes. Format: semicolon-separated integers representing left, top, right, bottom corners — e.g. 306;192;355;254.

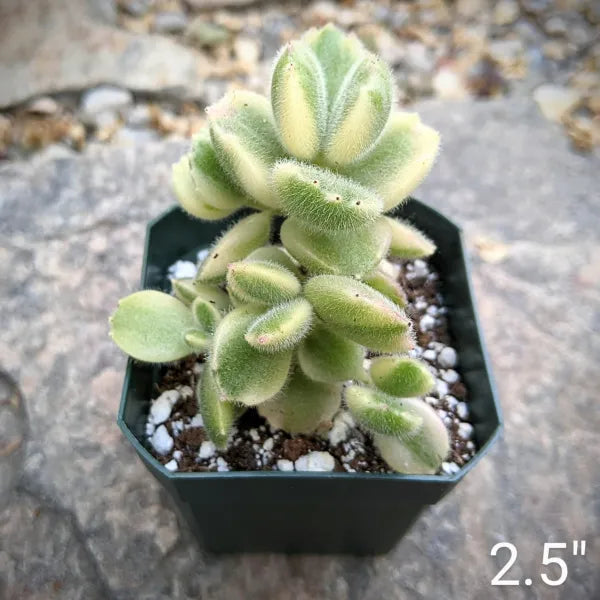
117;199;502;554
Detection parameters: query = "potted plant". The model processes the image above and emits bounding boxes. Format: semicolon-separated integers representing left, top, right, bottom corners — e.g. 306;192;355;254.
112;24;502;554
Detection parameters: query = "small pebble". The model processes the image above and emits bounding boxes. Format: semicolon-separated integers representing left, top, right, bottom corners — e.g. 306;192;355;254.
216;457;229;472
456;402;469;420
425;396;439;406
445;395;459;409
435;379;450;397
442;369;460;384
188;414;204;428
328;411;354;446
145;422;155;436
458;422;474;440
438;347;458;368
150;425;174;455
422;349;437;362
249;428;260;442
149;389;180;425
277;459;295;471
426;305;438;316
164;459;178;472
262;438;274;452
295;451;335;472
168;260;197;279
414;300;428;311
419;315;435;331
173;450;183;461
199;440;216;459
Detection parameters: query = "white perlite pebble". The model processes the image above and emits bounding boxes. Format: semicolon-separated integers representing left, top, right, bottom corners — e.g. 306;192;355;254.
442;461;460;475
425;396;439;407
414;299;428;311
249;428;260;442
145;422;155;436
422;349;437;362
164;459;178;472
277;459;295;471
173;450;183;461
458;422;474;440
295;451;335;472
199;440;216;459
178;385;194;398
445;395;458;409
438;347;457;368
150;425;174;455
262;438;274;452
188;414;204;428
442;369;459;384
168;260;197;279
456;402;469;420
149;389;180;425
419;314;436;332
216;457;229;472
426;305;438;316
328;411;355;446
435;379;449;397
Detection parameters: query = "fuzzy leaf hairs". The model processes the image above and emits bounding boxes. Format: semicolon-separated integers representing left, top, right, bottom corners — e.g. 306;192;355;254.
109;24;447;473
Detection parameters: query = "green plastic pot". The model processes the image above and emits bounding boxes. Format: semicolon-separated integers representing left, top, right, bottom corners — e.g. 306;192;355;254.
117;200;502;554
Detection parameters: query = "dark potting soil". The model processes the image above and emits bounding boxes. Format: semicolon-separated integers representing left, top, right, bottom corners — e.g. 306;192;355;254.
147;258;476;474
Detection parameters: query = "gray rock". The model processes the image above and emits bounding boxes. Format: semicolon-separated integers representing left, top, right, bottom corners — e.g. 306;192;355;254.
152;11;188;35
81;86;133;120
0;0;215;109
1;97;599;598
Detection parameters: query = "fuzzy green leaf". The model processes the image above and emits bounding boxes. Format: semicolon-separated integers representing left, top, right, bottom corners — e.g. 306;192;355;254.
303;275;413;352
109;291;196;362
345;384;423;437
340;112;440;210
188;131;245;211
197;368;241;449
226;260;301;306
304;24;365;109
385;217;436;259
245;245;302;278
245;297;313;352
207;90;284;208
258;368;342;434
272;160;383;232
324;52;394;166
210;307;293;405
271;41;327;160
363;269;407;307
370;356;435;397
172;155;236;221
191;296;222;334
297;322;367;383
172;278;231;312
280;216;391;277
184;329;211;352
372;397;450;474
196;212;271;283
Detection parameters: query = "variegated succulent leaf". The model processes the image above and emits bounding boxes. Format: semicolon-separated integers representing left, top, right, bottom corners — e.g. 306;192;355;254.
271;40;327;161
109;290;197;363
197;367;243;449
207;90;285;208
210;307;293;405
196;212;271;283
258;368;342;434
303;275;414;352
226;259;301;306
341;112;440;211
245;297;313;352
370;356;435;397
297;322;367;383
272;160;383;232
280;216;391;277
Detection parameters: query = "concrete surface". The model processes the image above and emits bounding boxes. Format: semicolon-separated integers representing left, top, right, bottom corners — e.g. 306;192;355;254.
1;97;599;599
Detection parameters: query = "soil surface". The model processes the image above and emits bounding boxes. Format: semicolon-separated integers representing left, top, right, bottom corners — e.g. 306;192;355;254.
146;257;476;474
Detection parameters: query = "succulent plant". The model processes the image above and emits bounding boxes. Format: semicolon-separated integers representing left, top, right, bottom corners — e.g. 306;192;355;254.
109;24;449;474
